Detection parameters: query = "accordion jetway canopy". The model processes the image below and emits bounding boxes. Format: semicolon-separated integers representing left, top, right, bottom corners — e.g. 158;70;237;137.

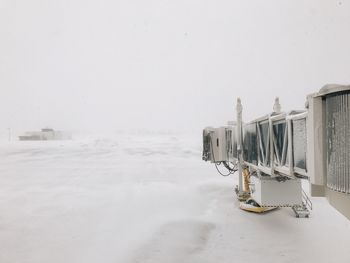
307;84;350;219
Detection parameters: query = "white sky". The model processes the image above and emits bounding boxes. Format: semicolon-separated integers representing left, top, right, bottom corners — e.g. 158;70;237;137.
0;0;349;133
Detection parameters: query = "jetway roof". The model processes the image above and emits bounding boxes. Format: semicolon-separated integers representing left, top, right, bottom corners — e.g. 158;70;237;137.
313;84;350;97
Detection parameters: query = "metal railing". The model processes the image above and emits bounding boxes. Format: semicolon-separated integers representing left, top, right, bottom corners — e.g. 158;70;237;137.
302;189;313;210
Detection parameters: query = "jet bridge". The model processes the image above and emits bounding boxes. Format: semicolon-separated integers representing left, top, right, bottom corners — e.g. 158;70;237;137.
202;98;311;217
203;84;350;218
202;86;349;218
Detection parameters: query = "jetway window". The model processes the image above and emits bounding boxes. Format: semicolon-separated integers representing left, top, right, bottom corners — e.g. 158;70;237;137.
273;121;287;166
243;123;258;165
258;122;270;166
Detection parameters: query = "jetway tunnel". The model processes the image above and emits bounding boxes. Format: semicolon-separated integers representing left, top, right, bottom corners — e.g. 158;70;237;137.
203;84;350;219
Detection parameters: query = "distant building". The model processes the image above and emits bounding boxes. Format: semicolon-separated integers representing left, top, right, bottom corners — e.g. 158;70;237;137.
19;128;72;141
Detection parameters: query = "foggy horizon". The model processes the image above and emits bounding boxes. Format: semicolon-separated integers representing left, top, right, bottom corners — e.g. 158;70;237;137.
2;2;350;262
1;0;350;133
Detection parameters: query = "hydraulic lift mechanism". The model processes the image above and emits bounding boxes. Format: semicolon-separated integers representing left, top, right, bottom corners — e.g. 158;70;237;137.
202;84;350;218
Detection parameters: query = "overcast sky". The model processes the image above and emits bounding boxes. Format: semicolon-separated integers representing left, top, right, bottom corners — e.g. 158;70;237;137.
1;0;349;133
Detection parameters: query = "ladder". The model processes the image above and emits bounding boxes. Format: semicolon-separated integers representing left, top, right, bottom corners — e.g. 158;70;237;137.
292;190;312;218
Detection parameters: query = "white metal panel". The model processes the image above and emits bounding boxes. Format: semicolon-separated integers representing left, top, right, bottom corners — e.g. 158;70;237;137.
250;176;302;206
315;84;350;97
307;95;325;186
204;127;230;163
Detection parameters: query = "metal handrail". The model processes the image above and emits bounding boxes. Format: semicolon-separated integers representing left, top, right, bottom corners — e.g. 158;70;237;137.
302;189;313;210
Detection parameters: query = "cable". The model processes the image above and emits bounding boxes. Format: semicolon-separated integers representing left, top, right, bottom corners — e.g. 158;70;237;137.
209;134;237;176
223;161;237;172
214;162;232;176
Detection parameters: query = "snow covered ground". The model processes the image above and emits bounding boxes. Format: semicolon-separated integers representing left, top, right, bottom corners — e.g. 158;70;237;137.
0;132;350;263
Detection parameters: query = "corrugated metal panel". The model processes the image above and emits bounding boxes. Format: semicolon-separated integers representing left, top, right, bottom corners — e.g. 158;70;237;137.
326;91;350;193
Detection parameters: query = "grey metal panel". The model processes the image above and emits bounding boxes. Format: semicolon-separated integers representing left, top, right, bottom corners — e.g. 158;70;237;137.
292;119;307;171
326;91;350;193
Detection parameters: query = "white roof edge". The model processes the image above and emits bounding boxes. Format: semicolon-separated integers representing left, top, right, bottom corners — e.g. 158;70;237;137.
310;84;350;98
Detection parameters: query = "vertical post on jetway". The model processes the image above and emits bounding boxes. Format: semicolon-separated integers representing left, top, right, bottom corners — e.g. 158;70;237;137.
270;97;281;177
236;98;243;194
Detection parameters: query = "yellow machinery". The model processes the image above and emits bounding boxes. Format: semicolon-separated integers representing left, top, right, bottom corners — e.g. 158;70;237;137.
238;167;277;213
